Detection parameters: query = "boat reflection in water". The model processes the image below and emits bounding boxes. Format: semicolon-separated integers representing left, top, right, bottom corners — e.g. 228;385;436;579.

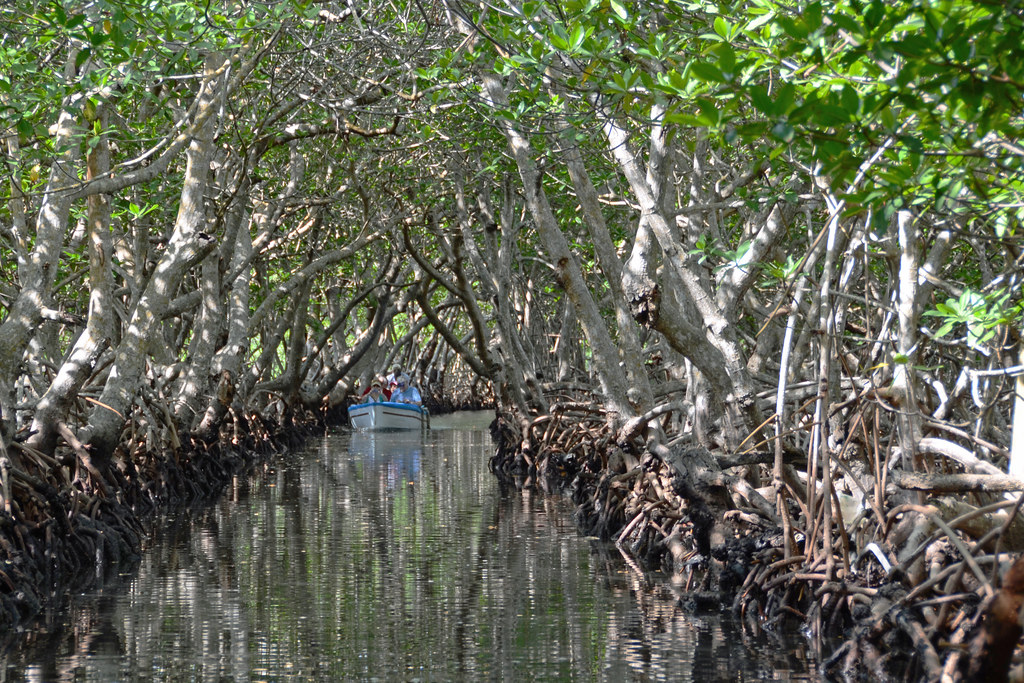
347;429;423;490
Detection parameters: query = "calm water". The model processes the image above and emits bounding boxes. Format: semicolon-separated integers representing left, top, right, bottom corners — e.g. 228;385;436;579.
3;412;819;681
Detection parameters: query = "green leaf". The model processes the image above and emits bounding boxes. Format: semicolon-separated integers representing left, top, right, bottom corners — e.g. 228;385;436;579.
549;31;569;51
569;25;586;52
749;85;774;115
696;98;722;126
16;118;33;139
75;47;92;70
665;112;708;127
777;16;808;39
745;11;775;33
668;69;688;92
774;84;795;114
771;121;795;143
690;61;725;83
805;2;823;31
712;43;736;75
713;16;731;41
839;85;860;116
864;1;885;30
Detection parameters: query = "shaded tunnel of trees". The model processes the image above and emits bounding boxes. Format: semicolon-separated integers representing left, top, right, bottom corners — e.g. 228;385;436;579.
3;1;1024;679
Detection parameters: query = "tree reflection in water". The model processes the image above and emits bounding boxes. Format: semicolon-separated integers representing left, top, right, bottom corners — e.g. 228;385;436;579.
3;412;819;681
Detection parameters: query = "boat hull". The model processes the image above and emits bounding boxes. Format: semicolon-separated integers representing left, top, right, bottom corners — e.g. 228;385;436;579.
348;401;428;430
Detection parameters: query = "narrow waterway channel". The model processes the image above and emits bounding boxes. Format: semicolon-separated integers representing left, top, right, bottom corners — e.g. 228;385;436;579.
4;412;821;681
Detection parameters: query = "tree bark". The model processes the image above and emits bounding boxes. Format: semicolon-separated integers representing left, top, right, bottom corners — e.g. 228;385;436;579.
559;122;653;412
1011;344;1024;480
193;211;253;441
0;77;81;439
27;103;115;456
453;174;545;410
601;112;763;447
893;209;923;471
83;53;226;466
479;73;635;427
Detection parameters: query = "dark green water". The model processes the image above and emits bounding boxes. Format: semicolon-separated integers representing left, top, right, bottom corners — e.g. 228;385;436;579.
2;412;820;681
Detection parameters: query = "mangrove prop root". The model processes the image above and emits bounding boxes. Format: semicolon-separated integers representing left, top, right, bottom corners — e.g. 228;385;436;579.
0;410;321;643
489;408;1024;681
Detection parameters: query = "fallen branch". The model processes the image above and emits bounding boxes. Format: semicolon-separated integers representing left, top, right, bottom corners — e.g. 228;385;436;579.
891;470;1024;493
917;437;1004;476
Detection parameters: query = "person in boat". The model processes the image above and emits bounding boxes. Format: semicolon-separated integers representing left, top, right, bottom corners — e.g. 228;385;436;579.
363;379;387;403
360;377;385;399
390;374;422;405
385;366;404;389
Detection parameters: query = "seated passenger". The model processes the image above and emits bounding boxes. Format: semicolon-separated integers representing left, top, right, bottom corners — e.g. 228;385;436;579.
385;366;404;388
363;380;386;403
390;375;422;405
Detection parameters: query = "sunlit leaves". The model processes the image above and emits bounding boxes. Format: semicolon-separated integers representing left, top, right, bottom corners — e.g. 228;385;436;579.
923;288;1023;355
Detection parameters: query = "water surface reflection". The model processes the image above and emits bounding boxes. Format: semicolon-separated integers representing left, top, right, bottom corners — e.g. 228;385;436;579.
4;412;819;681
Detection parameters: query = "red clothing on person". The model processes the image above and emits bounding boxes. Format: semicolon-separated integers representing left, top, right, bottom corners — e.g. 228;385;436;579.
361;383;392;400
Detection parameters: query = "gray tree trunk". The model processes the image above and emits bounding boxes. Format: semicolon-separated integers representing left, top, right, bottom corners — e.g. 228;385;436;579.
193;207;253;440
601;112;763;448
558;124;653;412
0;80;81;439
27;104;115;455
83;54;226;465
892;209;923;470
480;73;635;426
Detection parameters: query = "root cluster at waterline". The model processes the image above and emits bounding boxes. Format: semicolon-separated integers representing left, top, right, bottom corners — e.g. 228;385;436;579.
0;412;316;640
489;404;1024;681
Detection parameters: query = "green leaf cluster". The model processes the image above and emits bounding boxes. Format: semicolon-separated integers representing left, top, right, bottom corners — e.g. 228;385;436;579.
924;287;1023;353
